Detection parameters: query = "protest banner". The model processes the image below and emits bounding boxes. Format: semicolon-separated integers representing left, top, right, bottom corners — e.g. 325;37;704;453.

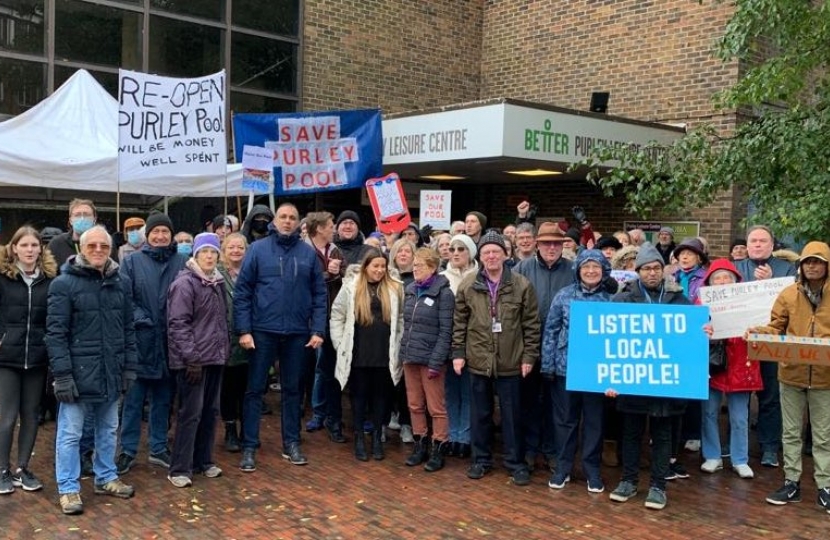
118;69;226;180
232;109;382;195
419;190;451;230
241;145;275;194
699;276;794;339
366;173;411;234
747;333;830;367
566;302;710;399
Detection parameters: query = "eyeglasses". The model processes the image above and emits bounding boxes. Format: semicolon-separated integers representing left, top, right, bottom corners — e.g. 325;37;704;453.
639;265;663;273
84;243;111;252
449;246;467;253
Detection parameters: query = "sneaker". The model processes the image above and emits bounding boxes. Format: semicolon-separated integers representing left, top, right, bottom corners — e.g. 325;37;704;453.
305;416;324;432
116;453;136;475
466;463;492;480
94;478;135;499
60;492;84;515
587;477;605;494
644;487;667;510
666;461;689;480
512;469;531;486
400;424;414;444
765;479;801;505
609;480;638;502
148;450;171;469
388;412;401;430
818;487;830;510
202;465;222;478
167;475;192;488
684;439;701;452
240;449;256;472
761;451;779;468
282;444;308;466
81;451;94;476
547;472;570;490
700;459;723;473
733;464;755;479
0;469;14;495
11;467;43;491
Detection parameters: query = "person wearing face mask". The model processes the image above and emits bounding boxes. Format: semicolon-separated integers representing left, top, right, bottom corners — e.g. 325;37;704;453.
174;232;194;257
48;199;100;266
118;218;145;263
240;204;275;245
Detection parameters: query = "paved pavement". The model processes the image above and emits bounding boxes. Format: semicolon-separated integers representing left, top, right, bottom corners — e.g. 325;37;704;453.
2;394;828;539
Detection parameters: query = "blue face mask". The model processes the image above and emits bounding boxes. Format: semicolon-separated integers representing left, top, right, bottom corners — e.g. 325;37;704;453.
71;216;94;234
177;243;193;256
127;230;142;246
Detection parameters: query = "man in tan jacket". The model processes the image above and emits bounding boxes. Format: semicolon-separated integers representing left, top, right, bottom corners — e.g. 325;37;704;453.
751;241;830;512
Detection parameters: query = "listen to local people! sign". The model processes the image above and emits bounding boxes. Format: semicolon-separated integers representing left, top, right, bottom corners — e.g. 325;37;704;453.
566;302;709;399
118;69;226;181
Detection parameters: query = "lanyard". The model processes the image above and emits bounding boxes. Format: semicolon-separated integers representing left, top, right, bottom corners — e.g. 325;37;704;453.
485;275;500;319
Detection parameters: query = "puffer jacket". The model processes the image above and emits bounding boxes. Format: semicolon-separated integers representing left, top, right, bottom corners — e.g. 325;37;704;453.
330;266;403;389
514;252;572;328
218;263;247;367
541;250;613;377
0;246;58;369
754;241;830;389
611;276;690;417
699;259;763;393
167;259;230;370
120;243;188;379
335;232;372;266
400;273;454;370
452;265;541;377
46;255;137;403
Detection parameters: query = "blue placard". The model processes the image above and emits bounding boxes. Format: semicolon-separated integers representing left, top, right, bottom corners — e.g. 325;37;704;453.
232;109;382;195
566;301;710;399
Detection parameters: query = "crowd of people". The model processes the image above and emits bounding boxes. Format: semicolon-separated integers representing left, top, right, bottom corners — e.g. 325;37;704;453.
0;197;827;518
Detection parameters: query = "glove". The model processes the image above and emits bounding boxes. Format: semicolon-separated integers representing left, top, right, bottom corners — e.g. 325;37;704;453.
572;206;588;225
185;364;202;385
420;224;433;244
427;368;441;380
54;376;79;403
122;370;136;394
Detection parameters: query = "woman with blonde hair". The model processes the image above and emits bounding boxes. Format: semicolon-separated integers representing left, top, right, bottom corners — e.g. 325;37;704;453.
387;237;417;441
331;248;403;461
0;226;57;494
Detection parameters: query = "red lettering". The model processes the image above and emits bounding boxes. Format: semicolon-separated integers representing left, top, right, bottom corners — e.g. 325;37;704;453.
312;125;326;140
299;148;311;164
329;146;341;162
343;144;356;161
296;126;309;142
327;123;337;140
280;125;292;142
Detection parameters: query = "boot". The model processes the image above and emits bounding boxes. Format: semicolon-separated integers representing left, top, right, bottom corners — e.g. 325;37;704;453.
224;421;241;453
353;432;368;462
372;430;385;460
405;435;430;466
602;440;619;467
424;440;447;472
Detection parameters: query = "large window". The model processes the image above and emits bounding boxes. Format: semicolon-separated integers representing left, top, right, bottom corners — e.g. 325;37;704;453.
0;0;45;55
232;32;296;94
0;57;45;116
149;15;222;77
232;0;299;36
55;0;141;69
151;0;225;22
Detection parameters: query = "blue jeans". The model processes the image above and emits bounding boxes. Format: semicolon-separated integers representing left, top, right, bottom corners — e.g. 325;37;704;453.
702;389;751;465
317;338;342;426
119;376;173;457
79;409;95;456
310;348;326;421
445;367;471;444
242;332;306;450
56;399;119;494
756;361;782;454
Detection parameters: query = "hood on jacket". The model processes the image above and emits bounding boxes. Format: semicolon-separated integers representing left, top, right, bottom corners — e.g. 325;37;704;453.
703;258;742;285
572;248;611;284
797;241;830;282
241;204;275;241
0;245;58;280
611;245;639;271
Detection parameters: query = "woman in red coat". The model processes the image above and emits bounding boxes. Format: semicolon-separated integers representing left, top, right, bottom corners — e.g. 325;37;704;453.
699;259;763;478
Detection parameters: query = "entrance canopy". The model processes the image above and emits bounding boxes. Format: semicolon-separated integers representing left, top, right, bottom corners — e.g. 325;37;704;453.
381;98;684;183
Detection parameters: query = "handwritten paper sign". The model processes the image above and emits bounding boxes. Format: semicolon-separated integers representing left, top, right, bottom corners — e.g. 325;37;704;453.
118;69;226;180
419;190;451;230
566;302;710;399
699;276;794;339
241;145;274;193
747;333;830;366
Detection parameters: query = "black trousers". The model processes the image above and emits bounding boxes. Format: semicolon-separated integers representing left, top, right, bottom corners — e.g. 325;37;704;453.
0;366;47;470
349;367;393;433
620;412;672;491
169;365;223;477
470;373;526;473
220;364;248;423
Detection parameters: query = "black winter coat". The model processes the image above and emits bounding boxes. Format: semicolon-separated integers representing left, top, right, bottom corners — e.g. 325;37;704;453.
0;247;58;370
46;256;138;403
611;279;689;418
400;274;454;371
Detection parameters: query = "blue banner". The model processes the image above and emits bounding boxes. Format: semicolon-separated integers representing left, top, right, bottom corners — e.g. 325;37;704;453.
566;302;710;399
232;109;382;195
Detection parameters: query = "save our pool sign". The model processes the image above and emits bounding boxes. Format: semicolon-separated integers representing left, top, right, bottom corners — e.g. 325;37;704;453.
566;302;709;399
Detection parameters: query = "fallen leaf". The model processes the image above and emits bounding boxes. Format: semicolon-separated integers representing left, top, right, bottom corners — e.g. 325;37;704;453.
192;504;204;512
328;515;338;520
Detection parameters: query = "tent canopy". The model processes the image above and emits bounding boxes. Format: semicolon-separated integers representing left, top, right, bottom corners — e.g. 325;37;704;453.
0;69;244;197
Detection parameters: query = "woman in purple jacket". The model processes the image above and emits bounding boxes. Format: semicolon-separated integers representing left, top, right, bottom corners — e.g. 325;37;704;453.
166;233;229;488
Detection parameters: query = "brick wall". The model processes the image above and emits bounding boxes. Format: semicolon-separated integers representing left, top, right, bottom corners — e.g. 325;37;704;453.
302;0;483;113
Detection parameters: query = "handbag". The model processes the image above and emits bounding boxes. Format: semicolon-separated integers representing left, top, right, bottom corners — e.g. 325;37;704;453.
709;340;727;374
